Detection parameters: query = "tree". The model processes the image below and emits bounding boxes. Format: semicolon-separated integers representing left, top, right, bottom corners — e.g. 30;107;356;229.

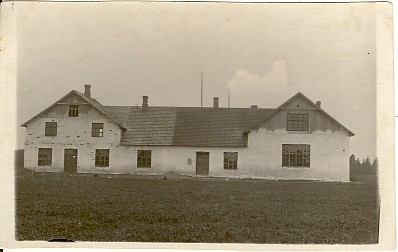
349;154;356;181
372;157;379;175
364;156;372;172
350;154;356;167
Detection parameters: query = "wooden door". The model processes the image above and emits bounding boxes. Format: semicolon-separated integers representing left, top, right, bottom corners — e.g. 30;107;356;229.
196;152;209;175
64;149;78;173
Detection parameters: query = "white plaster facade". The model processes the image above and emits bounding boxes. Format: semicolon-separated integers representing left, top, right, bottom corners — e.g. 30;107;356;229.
23;104;122;172
22;90;353;182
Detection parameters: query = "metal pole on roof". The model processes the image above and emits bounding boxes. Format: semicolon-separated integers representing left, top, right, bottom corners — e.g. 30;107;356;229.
228;88;230;108
201;72;203;107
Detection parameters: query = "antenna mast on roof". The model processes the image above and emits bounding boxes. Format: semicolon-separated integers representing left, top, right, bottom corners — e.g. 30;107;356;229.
228;88;230;108
201;72;203;107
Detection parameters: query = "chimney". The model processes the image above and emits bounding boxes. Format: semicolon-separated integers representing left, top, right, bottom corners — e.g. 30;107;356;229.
250;105;258;109
316;101;321;108
142;96;149;111
213;97;219;108
84;85;91;98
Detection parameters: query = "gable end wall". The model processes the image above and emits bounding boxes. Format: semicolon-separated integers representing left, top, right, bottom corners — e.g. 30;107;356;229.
24;102;122;172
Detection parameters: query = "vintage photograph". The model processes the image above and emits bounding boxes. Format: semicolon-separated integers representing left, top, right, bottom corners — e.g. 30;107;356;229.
5;1;392;247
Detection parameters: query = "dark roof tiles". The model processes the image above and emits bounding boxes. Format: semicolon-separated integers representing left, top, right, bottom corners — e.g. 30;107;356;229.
103;106;275;147
172;107;274;147
102;106;131;126
121;107;178;146
22;90;354;145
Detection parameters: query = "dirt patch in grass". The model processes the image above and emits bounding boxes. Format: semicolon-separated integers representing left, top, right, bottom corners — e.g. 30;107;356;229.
15;171;379;243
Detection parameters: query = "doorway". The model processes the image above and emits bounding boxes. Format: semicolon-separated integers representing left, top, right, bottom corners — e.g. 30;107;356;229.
64;149;78;173
196;152;209;175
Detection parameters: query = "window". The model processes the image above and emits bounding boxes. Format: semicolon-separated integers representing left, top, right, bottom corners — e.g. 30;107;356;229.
224;152;238;170
282;144;310;167
92;123;104;137
69;105;79;117
287;113;309;132
95;149;109;167
45;122;57;136
137;150;151;168
38;148;52;166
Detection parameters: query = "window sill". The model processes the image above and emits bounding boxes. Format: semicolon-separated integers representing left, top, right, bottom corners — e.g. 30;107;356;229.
137;167;151;169
281;166;310;169
287;131;310;134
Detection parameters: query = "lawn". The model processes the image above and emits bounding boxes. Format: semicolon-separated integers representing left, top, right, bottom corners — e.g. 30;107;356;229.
15;170;379;243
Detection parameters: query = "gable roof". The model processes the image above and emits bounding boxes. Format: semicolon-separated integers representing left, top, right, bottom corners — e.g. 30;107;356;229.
21;90;126;129
250;92;355;137
22;89;354;146
103;106;275;147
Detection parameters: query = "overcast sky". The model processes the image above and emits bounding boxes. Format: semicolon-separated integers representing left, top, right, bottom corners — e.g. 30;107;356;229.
16;2;376;159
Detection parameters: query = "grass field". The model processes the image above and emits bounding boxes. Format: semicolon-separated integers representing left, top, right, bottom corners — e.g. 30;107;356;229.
15;170;379;244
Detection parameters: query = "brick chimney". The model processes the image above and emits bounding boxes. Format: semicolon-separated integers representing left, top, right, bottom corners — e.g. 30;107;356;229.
142;96;149;111
213;97;219;108
84;85;91;98
316;101;321;108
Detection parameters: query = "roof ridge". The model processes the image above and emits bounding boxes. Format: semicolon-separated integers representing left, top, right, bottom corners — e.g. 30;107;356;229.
72;91;127;129
104;105;275;110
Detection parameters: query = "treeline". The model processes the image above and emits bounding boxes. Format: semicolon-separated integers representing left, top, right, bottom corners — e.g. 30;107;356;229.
15;149;25;175
350;154;378;176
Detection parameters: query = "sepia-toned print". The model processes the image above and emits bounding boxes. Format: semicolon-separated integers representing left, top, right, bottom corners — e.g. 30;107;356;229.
6;1;393;248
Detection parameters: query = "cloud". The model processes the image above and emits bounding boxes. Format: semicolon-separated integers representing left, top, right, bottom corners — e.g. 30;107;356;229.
226;59;290;107
227;59;289;89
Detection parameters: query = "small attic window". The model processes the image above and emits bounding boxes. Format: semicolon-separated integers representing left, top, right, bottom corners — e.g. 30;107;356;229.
69;105;79;117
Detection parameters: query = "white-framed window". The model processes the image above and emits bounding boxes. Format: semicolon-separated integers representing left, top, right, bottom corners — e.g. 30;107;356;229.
224;152;238;170
287;113;309;132
69;105;79;117
282;144;310;167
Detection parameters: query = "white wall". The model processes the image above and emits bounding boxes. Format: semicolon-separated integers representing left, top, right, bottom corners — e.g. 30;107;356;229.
23;104;122;172
24;131;349;181
244;129;350;181
77;145;246;176
23;103;350;181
